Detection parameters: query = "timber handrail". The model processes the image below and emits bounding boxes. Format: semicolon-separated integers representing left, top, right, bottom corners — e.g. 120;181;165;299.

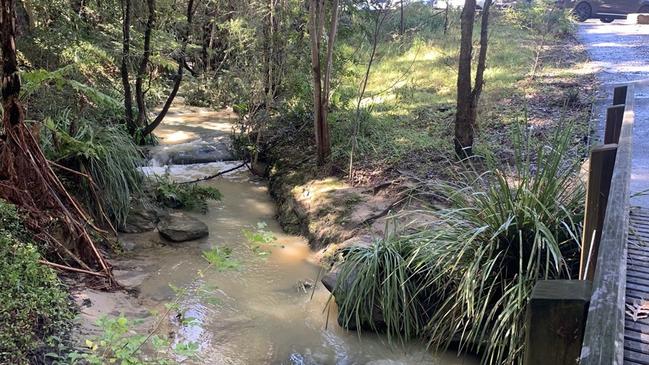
580;83;635;365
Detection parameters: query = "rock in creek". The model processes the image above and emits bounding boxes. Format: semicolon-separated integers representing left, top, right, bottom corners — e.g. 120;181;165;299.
148;136;235;166
157;212;209;242
120;205;159;233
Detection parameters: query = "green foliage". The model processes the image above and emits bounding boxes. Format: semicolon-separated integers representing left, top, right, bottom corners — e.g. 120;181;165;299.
41;116;143;226
334;237;423;342
0;201;74;365
58;315;198;365
202;247;240;270
334;123;585;364
505;0;576;38
152;176;222;213
242;222;278;257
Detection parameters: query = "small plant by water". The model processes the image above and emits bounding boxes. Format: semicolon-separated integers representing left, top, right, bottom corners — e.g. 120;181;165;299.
60;246;238;364
152;175;222;213
242;222;279;258
333;123;585;364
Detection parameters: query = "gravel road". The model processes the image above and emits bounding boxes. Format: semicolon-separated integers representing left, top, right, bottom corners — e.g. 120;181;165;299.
578;19;649;207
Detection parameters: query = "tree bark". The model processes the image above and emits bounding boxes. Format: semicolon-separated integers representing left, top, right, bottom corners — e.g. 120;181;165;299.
454;0;477;158
309;0;338;166
135;0;155;128
121;0;135;133
454;0;492;158
399;0;404;35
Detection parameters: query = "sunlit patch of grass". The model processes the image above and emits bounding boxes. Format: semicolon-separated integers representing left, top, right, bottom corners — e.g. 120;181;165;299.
332;13;538;168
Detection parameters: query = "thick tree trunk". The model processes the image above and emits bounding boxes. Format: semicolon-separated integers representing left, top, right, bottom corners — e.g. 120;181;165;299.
121;0;135;133
135;0;155;128
454;0;476;158
472;0;492;108
309;0;338;166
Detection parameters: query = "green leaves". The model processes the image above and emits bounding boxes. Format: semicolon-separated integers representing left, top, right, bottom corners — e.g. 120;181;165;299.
0;200;74;365
333;122;585;364
153;176;222;213
242;222;278;258
202;247;240;271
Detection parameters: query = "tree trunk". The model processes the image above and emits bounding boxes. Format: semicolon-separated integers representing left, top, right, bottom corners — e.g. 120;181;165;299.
453;0;492;158
472;0;492;108
454;0;476;158
135;0;155;128
309;0;338;166
121;0;135;134
399;0;404;35
140;0;195;137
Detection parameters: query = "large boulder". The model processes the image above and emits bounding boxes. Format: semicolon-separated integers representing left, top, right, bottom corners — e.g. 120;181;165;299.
120;205;159;233
157;212;209;242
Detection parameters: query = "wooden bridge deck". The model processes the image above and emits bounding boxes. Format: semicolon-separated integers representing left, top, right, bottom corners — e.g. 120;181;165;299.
625;207;649;364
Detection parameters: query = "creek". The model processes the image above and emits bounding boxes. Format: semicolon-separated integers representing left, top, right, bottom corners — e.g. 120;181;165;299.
78;106;477;365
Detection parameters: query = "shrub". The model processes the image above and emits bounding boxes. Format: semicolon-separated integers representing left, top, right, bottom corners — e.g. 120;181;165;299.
333;123;585;364
0;200;74;365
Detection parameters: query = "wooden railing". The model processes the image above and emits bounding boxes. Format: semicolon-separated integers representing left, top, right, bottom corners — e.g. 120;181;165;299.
524;84;636;365
579;83;635;365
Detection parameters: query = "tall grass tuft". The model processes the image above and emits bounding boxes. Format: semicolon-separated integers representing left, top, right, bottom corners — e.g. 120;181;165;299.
41;115;143;226
333;123;585;364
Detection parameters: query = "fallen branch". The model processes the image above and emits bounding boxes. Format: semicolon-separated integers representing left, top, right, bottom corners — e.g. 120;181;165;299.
178;161;248;184
39;260;105;277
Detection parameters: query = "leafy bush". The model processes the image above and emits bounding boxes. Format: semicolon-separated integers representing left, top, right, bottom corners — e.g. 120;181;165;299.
505;0;576;38
333;124;585;364
0;200;74;365
41;116;143;226
152;176;222;213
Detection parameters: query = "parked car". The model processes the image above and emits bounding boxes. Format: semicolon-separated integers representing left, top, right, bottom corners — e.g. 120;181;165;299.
560;0;649;22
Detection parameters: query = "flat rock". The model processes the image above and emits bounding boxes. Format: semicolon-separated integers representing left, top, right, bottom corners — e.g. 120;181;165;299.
157;212;209;242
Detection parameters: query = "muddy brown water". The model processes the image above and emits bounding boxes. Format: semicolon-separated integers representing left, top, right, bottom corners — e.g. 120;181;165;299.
77;105;477;364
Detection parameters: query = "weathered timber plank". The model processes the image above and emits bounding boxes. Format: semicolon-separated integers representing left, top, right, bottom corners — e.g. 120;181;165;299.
581;83;635;365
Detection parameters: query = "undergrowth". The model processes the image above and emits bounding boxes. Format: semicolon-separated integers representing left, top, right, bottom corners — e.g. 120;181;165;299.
333;122;585;364
0;200;74;365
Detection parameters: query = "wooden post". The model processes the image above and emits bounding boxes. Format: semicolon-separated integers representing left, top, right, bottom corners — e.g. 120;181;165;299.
604;105;626;144
613;85;628;105
580;144;618;281
525;280;592;365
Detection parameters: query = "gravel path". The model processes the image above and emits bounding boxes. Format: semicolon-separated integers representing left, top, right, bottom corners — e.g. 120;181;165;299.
578;19;649;207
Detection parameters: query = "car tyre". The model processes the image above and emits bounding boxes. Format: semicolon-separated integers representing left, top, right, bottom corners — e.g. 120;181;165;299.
574;2;592;22
600;16;615;23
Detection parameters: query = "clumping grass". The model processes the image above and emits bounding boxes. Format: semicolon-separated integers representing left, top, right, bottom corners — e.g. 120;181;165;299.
0;200;74;365
41;115;143;226
333;122;585;364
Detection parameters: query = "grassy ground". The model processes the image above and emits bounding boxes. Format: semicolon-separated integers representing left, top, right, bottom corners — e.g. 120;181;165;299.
324;5;593;185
